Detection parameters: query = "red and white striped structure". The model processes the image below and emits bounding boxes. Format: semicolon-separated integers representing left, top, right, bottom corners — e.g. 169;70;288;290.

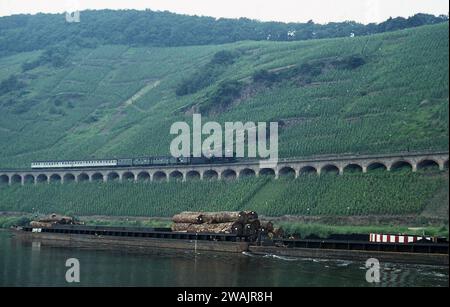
369;233;433;244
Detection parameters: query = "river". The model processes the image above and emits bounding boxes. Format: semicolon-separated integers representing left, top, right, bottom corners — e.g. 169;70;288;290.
0;230;447;287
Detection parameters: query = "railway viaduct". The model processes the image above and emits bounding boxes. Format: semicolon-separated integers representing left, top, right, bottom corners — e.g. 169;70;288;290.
0;151;448;186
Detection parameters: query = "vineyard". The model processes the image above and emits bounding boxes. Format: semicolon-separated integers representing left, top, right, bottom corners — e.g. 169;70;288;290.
0;172;447;218
0;21;448;228
0;23;448;168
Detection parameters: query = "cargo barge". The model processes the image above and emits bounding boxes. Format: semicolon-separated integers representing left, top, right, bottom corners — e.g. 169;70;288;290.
11;225;449;266
12;225;250;253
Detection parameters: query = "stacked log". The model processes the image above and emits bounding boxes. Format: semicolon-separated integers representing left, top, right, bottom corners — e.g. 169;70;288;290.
171;211;260;238
172;212;204;224
272;227;284;238
259;220;283;238
201;211;247;224
29;213;83;228
260;220;274;233
172;222;242;234
243;220;261;240
245;211;259;223
30;221;53;228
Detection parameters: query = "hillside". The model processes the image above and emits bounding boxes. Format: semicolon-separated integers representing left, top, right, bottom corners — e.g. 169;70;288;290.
0;22;448;168
0;12;448;229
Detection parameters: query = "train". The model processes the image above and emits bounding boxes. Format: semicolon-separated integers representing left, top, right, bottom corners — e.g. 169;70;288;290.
31;156;238;169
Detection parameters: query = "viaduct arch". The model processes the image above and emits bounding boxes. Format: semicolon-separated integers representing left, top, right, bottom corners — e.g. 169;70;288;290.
0;151;448;186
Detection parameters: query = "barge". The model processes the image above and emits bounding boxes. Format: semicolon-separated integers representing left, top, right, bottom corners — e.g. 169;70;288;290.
12;225;250;253
11;224;449;265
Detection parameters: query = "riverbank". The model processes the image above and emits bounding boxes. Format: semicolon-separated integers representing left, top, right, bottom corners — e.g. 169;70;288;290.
2;212;448;239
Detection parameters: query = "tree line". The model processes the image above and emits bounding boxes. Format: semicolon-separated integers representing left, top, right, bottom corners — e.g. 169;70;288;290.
0;10;448;56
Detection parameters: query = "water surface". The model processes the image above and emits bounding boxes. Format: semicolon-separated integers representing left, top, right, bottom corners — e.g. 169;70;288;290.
0;230;447;287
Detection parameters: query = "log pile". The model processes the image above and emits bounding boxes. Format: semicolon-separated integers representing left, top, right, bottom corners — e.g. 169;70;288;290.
171;211;260;238
30;213;83;228
259;220;283;238
172;212;204;224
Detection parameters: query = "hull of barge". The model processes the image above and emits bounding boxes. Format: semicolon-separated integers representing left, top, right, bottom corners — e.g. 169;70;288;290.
11;229;250;254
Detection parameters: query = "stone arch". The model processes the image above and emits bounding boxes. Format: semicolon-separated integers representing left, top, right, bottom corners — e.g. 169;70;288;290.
77;173;89;182
122;172;135;182
343;164;363;174
37;174;49;183
107;172;120;182
63;173;75;184
444;160;449;170
239;168;256;178
367;162;387;172
299;166;317;176
169;171;184;182
91;173;104;182
391;160;413;172
186;170;201;180
153;171;167;182
417;159;440;172
259;168;276;177
0;175;9;185
24;174;35;184
136;171;150;182
203;170;219;180
49;174;62;184
222;169;237;180
278;167;296;178
320;164;340;175
11;174;22;185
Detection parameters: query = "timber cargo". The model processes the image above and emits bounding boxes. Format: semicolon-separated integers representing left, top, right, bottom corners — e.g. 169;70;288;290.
170;211;261;239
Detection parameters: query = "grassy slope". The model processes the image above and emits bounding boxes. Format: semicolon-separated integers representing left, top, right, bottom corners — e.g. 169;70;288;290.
0;24;448;223
0;23;448;168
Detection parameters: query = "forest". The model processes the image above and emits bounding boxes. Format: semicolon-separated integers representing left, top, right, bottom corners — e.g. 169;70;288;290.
0;10;447;56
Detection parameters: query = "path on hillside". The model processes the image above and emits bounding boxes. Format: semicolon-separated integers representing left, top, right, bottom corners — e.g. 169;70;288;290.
97;79;160;135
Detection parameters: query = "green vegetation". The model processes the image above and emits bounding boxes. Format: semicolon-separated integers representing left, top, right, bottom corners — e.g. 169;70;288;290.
0;172;446;218
0;75;25;95
0;11;446;56
202;80;244;113
0;23;448;168
176;50;240;96
21;45;72;71
0;13;448;235
253;55;366;85
0;216;30;228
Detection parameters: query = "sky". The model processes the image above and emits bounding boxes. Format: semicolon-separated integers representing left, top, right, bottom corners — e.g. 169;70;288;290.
0;0;448;24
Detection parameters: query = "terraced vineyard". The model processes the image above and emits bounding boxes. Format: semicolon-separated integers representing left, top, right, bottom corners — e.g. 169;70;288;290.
0;171;447;218
0;23;448;168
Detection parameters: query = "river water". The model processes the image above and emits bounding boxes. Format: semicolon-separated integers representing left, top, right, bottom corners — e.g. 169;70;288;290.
0;231;447;287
